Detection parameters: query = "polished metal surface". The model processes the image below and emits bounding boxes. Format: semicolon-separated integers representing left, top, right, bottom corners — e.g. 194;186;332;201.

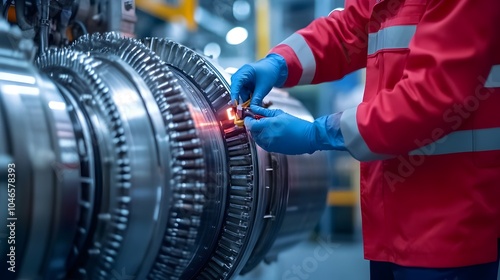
0;20;80;280
0;16;329;279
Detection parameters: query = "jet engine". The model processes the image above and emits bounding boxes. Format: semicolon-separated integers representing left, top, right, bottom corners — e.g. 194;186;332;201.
0;1;329;279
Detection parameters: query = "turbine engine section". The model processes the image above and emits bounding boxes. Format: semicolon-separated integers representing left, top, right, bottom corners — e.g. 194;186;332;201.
0;25;328;280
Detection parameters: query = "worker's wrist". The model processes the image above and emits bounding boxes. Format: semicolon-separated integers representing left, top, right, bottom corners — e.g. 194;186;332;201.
266;53;288;88
312;113;347;152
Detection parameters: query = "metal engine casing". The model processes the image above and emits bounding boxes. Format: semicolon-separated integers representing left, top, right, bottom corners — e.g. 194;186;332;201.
0;17;328;280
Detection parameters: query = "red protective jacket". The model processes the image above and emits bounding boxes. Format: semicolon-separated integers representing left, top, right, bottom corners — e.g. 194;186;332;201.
271;0;500;267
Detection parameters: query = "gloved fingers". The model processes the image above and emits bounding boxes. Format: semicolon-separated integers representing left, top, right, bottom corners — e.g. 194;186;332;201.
230;78;252;103
230;65;255;102
229;76;242;102
248;105;283;118
245;117;274;151
238;86;254;104
244;116;264;133
250;83;274;106
245;116;280;143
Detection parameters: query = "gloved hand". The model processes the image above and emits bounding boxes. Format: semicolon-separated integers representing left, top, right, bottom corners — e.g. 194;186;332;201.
230;53;288;106
244;105;347;155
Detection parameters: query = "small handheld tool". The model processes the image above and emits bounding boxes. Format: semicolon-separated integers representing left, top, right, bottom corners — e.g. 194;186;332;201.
232;99;265;127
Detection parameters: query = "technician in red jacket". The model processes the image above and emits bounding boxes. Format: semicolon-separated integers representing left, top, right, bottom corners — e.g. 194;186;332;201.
230;0;500;279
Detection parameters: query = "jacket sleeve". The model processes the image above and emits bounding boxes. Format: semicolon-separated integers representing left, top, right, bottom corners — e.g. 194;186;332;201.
269;0;371;87
339;0;500;161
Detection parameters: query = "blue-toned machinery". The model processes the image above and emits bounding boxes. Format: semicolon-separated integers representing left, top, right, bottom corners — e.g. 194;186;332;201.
0;1;328;279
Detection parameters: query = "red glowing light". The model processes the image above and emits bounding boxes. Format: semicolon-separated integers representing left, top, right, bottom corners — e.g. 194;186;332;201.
226;108;235;120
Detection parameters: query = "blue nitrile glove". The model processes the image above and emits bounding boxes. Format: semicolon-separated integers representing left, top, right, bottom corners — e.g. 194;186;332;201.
244;105;347;155
230;53;288;106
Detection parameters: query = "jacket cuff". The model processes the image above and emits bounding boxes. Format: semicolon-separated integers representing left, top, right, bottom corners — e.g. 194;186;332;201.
340;106;392;161
313;113;347;152
270;44;302;87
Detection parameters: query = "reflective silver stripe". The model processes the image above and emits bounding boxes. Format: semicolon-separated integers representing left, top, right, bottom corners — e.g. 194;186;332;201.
485;65;500;88
328;7;344;16
410;127;500;156
341;106;500;160
279;33;316;85
367;25;417;55
340;107;391;161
